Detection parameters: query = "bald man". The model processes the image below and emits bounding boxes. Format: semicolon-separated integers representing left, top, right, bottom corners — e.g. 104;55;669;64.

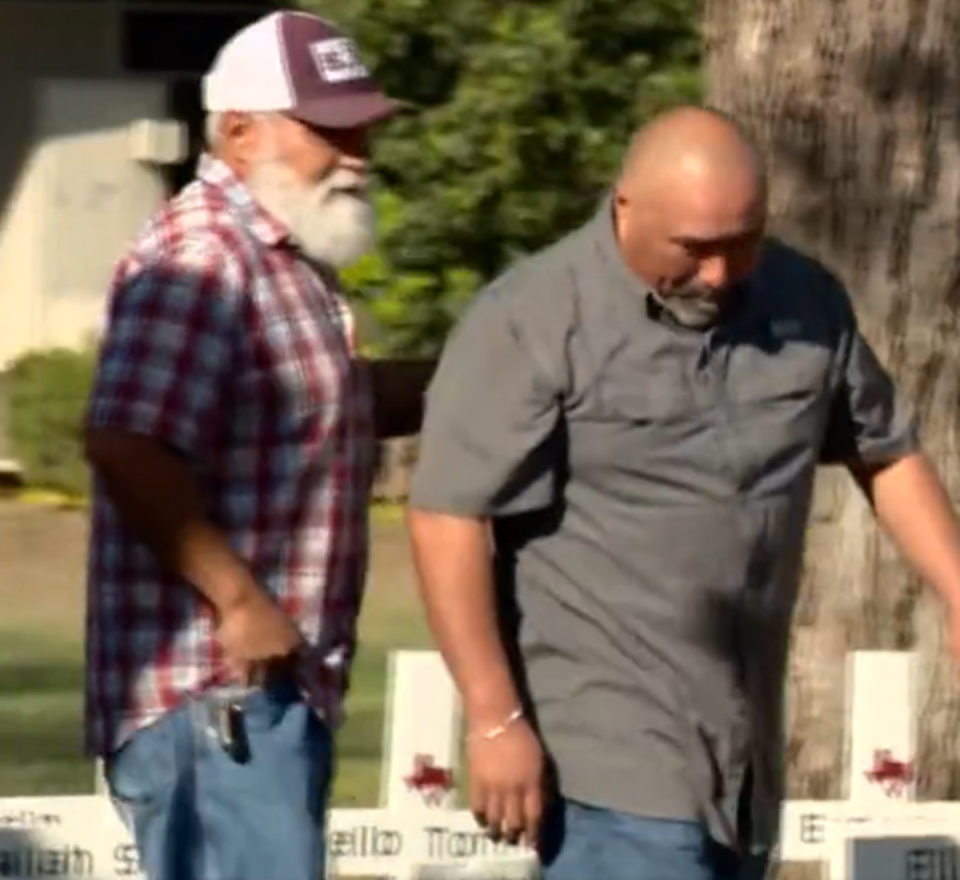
407;105;960;880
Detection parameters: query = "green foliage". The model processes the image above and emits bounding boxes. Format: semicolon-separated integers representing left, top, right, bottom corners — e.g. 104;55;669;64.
308;0;702;353
6;347;96;497
340;190;481;356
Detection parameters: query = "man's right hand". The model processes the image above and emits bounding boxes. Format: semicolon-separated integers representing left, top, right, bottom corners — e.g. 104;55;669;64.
215;589;304;685
466;717;545;850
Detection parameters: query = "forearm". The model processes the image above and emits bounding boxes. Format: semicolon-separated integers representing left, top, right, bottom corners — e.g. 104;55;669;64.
406;509;521;730
855;451;960;606
85;428;260;614
362;358;436;438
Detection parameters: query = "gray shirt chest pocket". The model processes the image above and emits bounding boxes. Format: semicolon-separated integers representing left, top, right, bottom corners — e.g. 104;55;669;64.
566;359;715;499
582;353;699;429
726;339;835;480
728;339;833;410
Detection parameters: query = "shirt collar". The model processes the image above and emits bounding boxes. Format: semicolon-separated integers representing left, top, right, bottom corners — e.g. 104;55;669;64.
196;153;291;249
590;193;655;303
588;193;686;330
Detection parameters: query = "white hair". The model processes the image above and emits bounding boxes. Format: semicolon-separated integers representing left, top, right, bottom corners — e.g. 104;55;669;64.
204;112;223;148
204;110;283;155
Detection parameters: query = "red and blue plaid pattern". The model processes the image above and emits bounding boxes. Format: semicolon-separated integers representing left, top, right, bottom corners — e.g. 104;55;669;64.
84;155;376;756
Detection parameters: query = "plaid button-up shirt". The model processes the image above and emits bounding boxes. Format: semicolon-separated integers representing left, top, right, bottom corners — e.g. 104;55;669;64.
84;155;376;756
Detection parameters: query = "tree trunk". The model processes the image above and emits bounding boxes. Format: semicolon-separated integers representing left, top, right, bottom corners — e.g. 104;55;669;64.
702;0;960;865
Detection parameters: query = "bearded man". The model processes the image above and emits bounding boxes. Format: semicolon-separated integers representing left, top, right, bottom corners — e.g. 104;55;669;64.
81;12;431;880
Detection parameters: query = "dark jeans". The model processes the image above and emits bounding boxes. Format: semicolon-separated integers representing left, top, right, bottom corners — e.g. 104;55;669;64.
104;678;333;880
540;798;770;880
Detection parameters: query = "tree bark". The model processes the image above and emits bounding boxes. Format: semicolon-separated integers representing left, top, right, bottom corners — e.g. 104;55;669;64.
703;0;960;860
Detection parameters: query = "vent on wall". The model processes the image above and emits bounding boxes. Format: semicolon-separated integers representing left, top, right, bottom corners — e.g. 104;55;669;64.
129;118;188;166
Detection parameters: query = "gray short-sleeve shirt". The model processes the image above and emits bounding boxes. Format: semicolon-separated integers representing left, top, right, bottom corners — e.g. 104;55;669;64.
409;199;918;850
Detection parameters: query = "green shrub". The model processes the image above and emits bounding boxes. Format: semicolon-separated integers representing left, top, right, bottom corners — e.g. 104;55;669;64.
6;346;97;497
340;190;480;357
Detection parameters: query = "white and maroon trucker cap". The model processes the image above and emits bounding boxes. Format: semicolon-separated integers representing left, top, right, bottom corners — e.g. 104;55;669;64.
202;10;398;129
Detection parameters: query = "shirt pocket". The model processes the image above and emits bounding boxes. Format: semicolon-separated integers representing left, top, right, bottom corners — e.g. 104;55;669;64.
729;340;833;409
591;350;697;425
567;358;707;502
728;340;835;490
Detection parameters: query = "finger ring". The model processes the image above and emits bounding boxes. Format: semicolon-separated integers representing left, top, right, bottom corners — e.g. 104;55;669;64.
501;825;522;844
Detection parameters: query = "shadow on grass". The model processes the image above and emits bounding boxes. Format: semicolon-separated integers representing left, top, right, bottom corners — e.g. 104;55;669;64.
0;652;91;795
338;704;383;762
338;644;393;763
0;642;397;799
0;660;82;693
0;608;431;802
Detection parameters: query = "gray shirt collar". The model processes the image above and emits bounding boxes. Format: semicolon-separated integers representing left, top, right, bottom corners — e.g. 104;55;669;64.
590;194;654;301
588;194;694;328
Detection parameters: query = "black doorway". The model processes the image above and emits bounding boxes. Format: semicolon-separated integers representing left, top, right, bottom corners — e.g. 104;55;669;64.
167;78;206;195
120;4;279;195
121;8;279;76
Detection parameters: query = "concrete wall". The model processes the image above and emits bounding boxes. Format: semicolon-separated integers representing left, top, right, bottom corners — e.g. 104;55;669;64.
0;2;120;370
32;78;173;354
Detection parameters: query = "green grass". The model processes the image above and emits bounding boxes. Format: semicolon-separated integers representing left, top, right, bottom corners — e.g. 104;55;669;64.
0;566;432;804
0;631;88;794
331;638;424;805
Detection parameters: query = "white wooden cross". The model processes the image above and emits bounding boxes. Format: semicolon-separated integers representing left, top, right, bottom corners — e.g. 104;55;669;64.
0;650;538;880
782;650;960;880
779;650;919;863
369;650;538;879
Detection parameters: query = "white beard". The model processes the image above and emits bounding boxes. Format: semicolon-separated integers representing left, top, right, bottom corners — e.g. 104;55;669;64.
246;161;376;269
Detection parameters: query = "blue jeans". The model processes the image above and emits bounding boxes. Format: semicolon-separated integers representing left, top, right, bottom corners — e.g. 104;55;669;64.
104;678;333;880
540;799;770;880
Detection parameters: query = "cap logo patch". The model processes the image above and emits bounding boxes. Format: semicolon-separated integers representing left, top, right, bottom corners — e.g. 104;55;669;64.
309;37;369;84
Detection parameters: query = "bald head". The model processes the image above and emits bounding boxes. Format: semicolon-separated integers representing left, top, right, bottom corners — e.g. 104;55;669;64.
619;106;766;199
611;106;768;329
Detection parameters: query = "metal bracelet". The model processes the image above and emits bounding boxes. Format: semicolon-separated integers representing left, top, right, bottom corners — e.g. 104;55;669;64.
469;707;524;742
